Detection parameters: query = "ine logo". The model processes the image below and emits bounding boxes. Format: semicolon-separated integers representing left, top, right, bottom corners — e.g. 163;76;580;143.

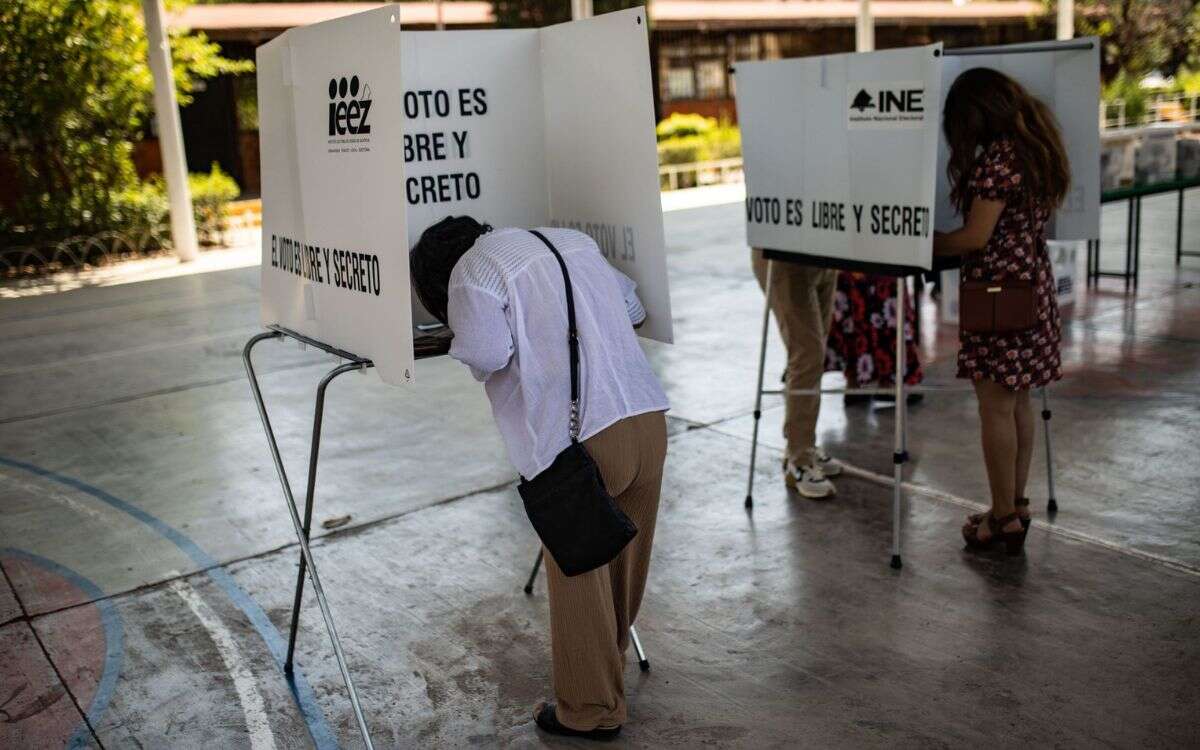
850;89;874;112
328;75;372;137
847;81;926;129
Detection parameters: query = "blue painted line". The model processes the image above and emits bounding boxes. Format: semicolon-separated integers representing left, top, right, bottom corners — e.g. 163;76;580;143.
0;456;339;750
1;547;123;750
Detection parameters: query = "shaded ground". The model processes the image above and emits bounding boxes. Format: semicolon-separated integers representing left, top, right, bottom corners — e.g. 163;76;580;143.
2;189;1199;748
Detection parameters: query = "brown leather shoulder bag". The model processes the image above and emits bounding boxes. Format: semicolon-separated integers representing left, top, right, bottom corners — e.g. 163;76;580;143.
959;279;1037;334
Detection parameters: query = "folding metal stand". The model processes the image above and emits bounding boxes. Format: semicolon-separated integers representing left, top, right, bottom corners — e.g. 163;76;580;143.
244;325;377;749
244;326;653;748
744;258;1059;568
523;550;651;672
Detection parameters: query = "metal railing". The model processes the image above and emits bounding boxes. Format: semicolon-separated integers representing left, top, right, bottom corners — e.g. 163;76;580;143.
658;156;743;191
1103;94;1200;130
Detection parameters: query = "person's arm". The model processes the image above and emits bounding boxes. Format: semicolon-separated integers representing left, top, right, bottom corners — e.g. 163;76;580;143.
608;264;647;329
934;197;1005;257
447;282;514;382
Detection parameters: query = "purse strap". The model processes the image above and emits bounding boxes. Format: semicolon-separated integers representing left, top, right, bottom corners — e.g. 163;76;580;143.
530;230;581;443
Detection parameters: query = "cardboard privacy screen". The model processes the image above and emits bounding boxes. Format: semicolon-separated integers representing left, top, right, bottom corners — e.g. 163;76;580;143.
735;44;945;273
934;38;1101;241
257;7;412;382
736;39;1101;272
257;6;672;385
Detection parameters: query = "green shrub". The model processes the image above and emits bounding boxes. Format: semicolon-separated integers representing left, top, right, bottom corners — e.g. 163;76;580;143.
1175;68;1200;96
707;123;742;159
655;112;716;142
189;163;241;244
657;135;711;165
655;114;743;177
1104;73;1151;125
112;182;169;246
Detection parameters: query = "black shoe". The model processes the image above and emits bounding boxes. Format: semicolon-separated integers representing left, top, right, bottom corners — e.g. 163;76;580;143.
843;393;873;406
534;702;621;741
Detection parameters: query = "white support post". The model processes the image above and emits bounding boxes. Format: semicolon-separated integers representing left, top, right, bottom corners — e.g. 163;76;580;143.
141;0;198;262
856;0;875;53
890;277;906;569
1057;0;1074;41
571;0;593;21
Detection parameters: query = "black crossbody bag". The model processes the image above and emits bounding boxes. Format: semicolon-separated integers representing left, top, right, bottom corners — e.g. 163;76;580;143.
517;230;638;577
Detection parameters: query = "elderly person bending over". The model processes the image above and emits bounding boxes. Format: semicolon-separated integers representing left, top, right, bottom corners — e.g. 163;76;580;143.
410;216;669;741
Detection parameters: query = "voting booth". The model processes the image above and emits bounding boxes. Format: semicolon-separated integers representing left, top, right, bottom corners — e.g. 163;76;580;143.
245;7;669;746
734;39;1097;568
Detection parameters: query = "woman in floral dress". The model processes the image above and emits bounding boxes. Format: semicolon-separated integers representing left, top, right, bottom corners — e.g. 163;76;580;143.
934;67;1069;555
824;272;923;403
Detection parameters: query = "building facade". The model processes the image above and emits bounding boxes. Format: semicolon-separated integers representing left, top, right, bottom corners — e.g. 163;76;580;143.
166;1;1052;195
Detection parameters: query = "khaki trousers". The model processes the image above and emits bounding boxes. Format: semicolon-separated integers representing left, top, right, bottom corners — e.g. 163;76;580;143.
751;249;838;463
543;410;668;730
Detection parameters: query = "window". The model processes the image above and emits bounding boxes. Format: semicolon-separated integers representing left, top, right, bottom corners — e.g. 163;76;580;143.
696;59;726;99
665;67;695;101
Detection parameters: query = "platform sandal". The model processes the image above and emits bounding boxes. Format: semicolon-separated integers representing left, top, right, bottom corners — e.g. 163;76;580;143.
962;511;1026;555
967;497;1031;533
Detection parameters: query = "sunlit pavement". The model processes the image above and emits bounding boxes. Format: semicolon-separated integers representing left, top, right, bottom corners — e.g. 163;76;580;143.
2;189;1198;747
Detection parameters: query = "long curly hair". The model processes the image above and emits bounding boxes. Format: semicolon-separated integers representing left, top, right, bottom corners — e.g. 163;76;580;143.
943;67;1070;214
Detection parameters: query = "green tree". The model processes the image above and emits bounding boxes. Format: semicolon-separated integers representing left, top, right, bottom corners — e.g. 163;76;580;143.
1062;0;1200;82
491;0;645;29
0;0;251;245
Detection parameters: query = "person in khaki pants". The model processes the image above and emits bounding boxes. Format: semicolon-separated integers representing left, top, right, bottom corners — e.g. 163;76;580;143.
543;410;667;734
751;248;841;498
410;218;670;741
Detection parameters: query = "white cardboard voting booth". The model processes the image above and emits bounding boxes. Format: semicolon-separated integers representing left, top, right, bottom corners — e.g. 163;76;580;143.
736;44;944;274
257;6;672;388
247;7;669;747
734;40;1087;568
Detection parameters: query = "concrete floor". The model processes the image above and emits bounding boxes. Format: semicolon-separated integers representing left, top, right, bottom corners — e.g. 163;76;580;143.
2;190;1199;748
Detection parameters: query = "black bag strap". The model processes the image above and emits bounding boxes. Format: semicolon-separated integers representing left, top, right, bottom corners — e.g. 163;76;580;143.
530;230;581;442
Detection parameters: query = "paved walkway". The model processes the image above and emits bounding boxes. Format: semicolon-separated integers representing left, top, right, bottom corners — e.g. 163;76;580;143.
2;189;1199;747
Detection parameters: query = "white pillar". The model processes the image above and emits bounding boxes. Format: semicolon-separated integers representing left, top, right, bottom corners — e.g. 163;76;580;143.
1057;0;1074;40
141;0;198;262
856;0;874;52
571;0;593;21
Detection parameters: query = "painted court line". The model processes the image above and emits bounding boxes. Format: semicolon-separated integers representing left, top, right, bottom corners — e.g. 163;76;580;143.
1;547;124;750
168;578;279;750
0;456;339;750
837;462;1200;578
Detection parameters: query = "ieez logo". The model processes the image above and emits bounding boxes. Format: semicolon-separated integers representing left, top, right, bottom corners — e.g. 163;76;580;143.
847;81;925;130
328;75;372;137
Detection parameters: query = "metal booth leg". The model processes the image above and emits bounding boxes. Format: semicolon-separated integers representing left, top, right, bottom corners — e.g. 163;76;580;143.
522;549;650;671
890;277;907;570
524;549;544;595
629;626;650;672
243;332;376;750
745;259;774;510
1040;387;1058;514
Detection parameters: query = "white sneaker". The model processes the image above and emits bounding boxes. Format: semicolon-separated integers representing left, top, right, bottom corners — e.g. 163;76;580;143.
784;458;835;499
813;447;842;477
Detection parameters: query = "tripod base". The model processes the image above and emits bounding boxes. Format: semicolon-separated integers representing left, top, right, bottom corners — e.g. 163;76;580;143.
890;554;902;570
744;494;753;509
1047;497;1059;514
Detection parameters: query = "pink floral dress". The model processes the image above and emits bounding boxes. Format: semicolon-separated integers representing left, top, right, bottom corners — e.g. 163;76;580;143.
957;139;1062;390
